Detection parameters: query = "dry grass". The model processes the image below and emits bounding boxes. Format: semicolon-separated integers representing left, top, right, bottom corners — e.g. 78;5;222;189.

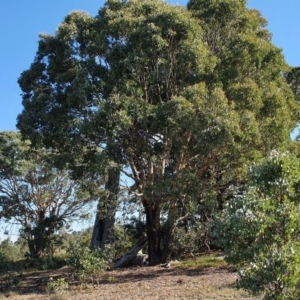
0;255;261;300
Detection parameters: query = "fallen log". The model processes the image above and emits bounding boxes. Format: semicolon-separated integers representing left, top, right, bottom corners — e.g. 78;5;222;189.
112;236;147;269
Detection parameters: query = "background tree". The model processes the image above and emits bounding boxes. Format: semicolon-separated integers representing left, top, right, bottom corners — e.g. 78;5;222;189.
0;238;23;262
0;131;96;258
16;9;120;251
17;0;299;264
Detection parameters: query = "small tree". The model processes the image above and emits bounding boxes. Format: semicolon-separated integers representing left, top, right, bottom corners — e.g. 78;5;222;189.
0;131;96;258
215;151;300;299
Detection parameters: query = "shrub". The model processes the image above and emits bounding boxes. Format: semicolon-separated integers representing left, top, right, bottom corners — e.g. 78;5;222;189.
66;245;114;285
47;277;68;299
213;152;300;299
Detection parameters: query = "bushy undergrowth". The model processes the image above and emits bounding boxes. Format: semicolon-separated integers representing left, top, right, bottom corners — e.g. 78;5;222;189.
214;152;300;300
0;253;11;272
172;223;212;258
66;245;114;285
46;277;68;299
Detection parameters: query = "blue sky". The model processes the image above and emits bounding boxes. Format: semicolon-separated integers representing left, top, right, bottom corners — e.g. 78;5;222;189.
1;1;300;132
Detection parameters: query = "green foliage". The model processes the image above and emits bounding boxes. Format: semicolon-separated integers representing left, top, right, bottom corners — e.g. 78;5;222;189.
66;245;114;284
285;66;300;104
0;131;97;258
0;252;11;273
37;252;66;270
47;277;68;299
16;0;300;264
0;238;23;263
64;227;93;249
114;200;147;258
173;254;226;269
214;152;300;299
0;238;26;283
114;225;138;258
172;223;211;257
0;272;19;294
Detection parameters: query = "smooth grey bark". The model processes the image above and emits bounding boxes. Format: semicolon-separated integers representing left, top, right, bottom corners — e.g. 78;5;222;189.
90;168;120;249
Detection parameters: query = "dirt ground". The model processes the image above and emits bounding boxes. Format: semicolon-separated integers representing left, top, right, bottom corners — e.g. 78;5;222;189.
0;264;262;300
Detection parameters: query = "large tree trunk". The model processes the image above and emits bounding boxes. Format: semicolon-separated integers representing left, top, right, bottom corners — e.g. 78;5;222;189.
145;202;162;265
144;201;177;265
27;235;44;259
26;217;49;259
28;242;41;259
90;168;120;249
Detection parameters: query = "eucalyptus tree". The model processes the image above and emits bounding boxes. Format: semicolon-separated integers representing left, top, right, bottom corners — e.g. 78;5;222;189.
17;1;213;264
0;131;96;258
186;0;300;206
17;0;299;264
17;10;120;250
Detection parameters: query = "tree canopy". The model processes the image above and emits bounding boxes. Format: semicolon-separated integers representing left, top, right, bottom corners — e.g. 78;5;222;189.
17;0;299;264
